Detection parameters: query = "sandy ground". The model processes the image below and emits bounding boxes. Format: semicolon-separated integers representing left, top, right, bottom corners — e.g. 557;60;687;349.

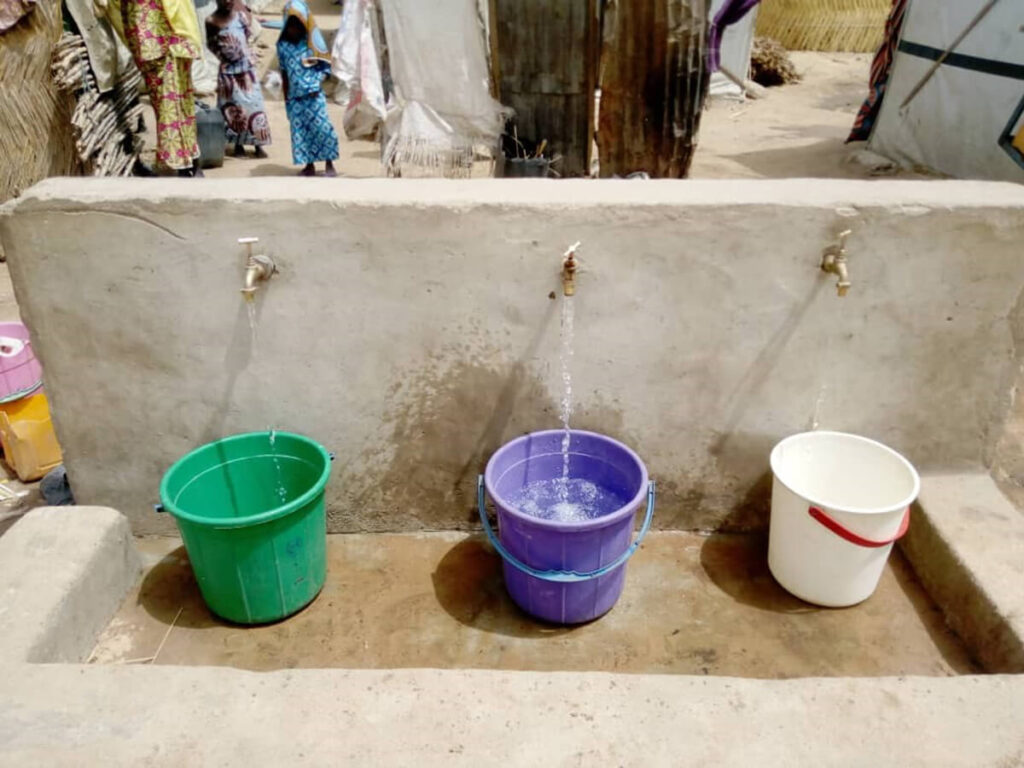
158;48;926;181
691;51;928;180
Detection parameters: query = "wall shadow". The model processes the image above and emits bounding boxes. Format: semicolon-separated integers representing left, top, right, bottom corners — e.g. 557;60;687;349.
431;535;577;639
887;549;982;674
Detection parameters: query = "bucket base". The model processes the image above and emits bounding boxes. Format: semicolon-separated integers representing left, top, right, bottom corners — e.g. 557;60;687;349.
205;583;325;626
504;561;628;624
767;560;872;608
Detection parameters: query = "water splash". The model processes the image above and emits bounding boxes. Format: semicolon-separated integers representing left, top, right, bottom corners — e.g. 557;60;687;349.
510;477;626;523
559;292;575;499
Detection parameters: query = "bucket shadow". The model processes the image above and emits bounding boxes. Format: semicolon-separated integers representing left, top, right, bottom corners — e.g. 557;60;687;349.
699;533;819;614
136;546;221;629
431;535;576;639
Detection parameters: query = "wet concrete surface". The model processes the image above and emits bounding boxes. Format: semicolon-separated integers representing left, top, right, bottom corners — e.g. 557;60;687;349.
91;532;978;677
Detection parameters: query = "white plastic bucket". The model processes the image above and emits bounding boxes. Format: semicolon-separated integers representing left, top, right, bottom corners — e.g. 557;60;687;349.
768;431;920;607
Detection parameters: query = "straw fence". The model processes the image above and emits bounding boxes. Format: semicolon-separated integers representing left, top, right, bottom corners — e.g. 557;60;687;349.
755;0;890;52
0;0;78;201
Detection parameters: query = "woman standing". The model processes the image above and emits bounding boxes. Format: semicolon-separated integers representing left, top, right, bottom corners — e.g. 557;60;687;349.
206;0;271;158
277;0;338;176
105;0;204;176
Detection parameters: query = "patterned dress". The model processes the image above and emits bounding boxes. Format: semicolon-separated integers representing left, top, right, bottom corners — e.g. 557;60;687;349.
121;0;200;170
277;37;338;165
209;12;270;147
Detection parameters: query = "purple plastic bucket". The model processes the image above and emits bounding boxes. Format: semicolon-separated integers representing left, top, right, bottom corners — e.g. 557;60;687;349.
480;429;654;624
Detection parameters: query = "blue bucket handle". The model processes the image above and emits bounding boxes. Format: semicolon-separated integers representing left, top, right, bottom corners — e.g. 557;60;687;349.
477;475;655;583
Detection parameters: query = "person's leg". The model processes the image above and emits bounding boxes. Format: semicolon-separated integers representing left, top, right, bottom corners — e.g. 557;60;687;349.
310;92;339;177
176;58;200;172
299;163;315;176
254;145;268;159
147;56;201;173
234;139;246;157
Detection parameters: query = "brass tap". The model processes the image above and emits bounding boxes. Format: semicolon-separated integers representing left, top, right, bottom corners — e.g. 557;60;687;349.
562;241;580;296
821;229;852;297
239;237;276;299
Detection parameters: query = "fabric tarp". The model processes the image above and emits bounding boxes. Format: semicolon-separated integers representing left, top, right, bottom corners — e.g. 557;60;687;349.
867;0;1024;181
379;0;504;176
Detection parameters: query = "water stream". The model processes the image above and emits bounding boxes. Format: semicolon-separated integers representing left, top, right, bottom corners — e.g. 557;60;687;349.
246;299;258;351
559;292;575;500
268;428;287;506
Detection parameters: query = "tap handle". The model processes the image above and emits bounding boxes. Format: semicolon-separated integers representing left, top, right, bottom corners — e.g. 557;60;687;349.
238;236;259;259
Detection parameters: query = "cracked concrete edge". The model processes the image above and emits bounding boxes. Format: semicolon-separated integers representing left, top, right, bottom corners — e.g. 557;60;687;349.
0;507;141;663
901;473;1024;673
0;665;1021;767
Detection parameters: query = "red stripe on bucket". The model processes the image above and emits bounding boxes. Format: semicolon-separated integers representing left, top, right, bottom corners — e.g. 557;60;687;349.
808;506;910;548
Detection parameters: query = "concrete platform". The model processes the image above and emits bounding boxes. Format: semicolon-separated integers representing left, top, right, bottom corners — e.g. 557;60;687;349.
0;507;139;662
90;531;976;677
2;664;1022;767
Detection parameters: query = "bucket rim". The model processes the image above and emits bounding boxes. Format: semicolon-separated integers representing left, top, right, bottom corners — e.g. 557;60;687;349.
770;430;920;516
484;428;649;531
159;430;331;528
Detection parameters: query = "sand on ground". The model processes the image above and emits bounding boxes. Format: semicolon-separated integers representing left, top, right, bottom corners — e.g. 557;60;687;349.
143;39;922;181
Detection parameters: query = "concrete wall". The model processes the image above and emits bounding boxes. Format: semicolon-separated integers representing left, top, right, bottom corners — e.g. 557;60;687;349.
2;178;1023;535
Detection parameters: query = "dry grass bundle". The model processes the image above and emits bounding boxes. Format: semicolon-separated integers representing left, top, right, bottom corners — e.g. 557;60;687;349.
53;33;144;177
755;0;889;53
0;0;78;201
750;36;801;87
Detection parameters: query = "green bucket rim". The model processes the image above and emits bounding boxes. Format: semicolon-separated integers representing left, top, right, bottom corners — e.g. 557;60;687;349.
159;431;331;529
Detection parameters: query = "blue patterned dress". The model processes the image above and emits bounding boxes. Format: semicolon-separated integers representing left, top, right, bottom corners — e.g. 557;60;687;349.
277;37;338;164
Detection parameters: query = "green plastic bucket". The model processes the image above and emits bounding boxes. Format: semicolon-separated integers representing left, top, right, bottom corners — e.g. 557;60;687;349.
158;431;331;624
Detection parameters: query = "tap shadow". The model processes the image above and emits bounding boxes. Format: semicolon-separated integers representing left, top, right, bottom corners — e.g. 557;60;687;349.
200;295;264;444
452;296;560;522
430;535;578;639
712;279;824;458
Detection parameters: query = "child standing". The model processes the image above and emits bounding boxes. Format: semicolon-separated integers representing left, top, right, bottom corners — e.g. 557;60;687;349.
277;0;338;177
207;0;271;158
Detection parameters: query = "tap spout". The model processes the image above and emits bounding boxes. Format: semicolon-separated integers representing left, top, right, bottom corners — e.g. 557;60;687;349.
242;259;271;295
562;241;580;296
821;230;852;297
238;237;276;298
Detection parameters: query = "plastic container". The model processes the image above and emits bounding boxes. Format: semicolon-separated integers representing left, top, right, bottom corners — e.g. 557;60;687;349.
158;431;331;624
0;390;62;481
768;431;920;607
196;101;226;169
503;157;551;178
480;429;654;624
0;322;42;403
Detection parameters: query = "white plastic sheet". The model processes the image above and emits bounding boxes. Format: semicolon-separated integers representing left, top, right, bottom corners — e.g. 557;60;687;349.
379;0;505;176
330;0;387;139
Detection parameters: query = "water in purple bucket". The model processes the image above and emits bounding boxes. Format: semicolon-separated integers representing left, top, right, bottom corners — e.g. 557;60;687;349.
508;477;628;523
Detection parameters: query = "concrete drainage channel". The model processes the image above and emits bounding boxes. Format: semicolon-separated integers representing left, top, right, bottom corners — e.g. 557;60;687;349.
0;474;1023;765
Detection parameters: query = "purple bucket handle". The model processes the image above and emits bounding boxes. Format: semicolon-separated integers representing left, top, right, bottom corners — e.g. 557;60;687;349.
477;475;656;583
